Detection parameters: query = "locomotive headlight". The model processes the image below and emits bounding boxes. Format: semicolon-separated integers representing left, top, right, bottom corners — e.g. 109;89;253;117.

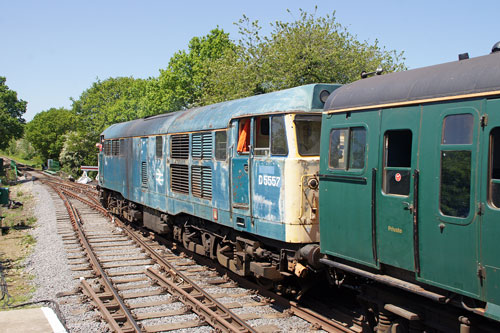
319;89;330;103
307;177;319;190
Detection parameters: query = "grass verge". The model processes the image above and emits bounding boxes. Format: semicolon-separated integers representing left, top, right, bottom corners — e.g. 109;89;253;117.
0;181;37;309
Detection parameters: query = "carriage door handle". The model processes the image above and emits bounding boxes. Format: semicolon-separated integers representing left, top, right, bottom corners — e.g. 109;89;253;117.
402;201;414;214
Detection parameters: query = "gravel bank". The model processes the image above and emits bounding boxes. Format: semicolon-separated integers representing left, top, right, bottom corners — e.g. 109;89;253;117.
25;181;109;332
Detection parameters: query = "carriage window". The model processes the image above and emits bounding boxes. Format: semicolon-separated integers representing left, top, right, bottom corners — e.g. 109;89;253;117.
329;127;366;170
442;114;473;144
439;113;474;218
255;116;270;156
237;119;251;154
156;136;163;158
271;116;288;156
489;128;500;208
383;130;412;196
295;115;321;156
349;127;366;169
215;131;227;160
329;129;347;169
440;151;471;217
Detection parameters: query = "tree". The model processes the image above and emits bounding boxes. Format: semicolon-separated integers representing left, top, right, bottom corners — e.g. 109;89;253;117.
25;107;76;161
72;77;148;138
59;131;97;176
70;77;148;167
144;28;235;114
200;9;406;104
0;77;26;150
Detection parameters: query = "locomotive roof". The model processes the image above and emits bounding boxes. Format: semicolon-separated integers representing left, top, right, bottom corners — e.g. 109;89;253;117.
324;51;500;113
102;83;339;139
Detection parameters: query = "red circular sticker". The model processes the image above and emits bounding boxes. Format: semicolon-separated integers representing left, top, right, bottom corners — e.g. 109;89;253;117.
395;173;402;182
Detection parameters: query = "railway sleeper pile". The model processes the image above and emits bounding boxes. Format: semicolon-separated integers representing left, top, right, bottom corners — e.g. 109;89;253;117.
42;179;323;333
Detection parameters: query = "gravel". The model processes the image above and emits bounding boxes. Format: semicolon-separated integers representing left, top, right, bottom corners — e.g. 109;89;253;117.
20;180;325;333
24;181;109;332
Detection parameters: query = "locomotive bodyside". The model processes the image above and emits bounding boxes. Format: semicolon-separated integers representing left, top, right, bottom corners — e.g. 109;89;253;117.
99;83;340;285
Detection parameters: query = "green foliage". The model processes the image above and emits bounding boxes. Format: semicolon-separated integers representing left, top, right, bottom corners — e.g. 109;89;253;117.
72;77;149;139
144;28;234;113
24;107;76;162
37;10;406;173
59;131;98;176
200;9;406;104
0;77;26;150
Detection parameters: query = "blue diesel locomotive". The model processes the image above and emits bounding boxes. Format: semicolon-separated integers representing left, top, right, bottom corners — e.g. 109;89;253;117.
98;84;339;292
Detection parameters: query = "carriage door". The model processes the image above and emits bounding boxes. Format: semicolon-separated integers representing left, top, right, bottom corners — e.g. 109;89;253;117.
376;107;421;272
481;99;500;305
230;118;254;227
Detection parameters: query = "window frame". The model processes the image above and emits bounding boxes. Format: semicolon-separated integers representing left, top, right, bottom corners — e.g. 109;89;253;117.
236;118;251;155
254;116;270;157
381;129;413;197
155;136;163;159
270;115;288;156
328;126;367;172
438;112;475;219
215;130;228;161
235;116;289;157
294;114;322;157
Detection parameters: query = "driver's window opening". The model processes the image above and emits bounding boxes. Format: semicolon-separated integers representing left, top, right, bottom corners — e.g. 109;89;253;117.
490;127;500;208
254;116;270;156
237;119;251;154
295;115;321;156
383;130;412;196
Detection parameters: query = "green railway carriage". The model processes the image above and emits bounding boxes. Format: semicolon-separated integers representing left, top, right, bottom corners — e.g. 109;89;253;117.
319;50;500;328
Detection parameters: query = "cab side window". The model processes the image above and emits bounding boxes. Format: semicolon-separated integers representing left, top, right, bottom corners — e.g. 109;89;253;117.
254;116;270;156
237;119;251;154
489;127;500;208
271;116;288;156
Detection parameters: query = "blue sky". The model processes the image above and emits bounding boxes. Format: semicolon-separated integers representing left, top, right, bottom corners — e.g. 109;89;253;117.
1;1;499;121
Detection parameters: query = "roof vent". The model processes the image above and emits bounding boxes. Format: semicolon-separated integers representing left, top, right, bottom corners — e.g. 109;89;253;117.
492;41;500;53
458;53;469;61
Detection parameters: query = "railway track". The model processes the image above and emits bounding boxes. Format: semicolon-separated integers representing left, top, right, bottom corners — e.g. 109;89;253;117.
35;173;361;332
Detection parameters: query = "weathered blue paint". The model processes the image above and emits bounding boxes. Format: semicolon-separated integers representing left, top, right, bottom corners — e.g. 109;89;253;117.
100;83;340;244
231;158;250;207
252;159;283;222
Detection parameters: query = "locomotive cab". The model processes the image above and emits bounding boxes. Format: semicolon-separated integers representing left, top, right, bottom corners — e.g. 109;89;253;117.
229;113;321;243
